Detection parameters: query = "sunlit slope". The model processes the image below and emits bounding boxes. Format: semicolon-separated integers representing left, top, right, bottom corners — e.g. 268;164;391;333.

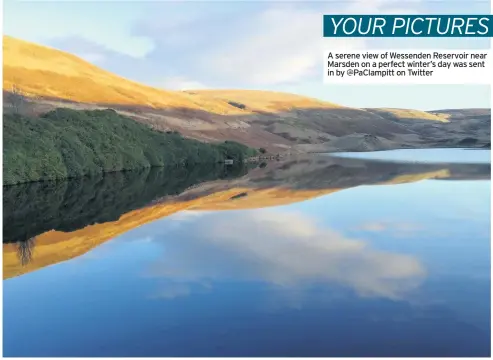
3;36;342;114
4;36;442;120
3;36;231;112
3;170;451;279
190;89;344;112
365;108;450;122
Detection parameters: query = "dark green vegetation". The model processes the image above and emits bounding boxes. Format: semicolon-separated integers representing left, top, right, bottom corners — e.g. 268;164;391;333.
4;164;249;245
227;101;246;110
3;108;257;185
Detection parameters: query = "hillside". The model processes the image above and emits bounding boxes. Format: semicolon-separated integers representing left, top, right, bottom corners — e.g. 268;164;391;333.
431;108;491;121
365;108;449;122
2;36;340;116
3;36;490;152
1;36;475;153
3;36;241;113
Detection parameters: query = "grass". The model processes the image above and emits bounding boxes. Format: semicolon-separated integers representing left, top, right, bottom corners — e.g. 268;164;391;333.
4;36;340;114
375;108;449;122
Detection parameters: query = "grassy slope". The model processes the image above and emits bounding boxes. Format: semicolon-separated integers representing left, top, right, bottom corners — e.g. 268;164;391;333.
3;36;338;114
188;89;343;112
4;36;451;121
3;108;257;185
365;108;449;122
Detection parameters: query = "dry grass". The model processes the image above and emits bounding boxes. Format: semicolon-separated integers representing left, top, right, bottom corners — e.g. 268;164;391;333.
3;36;342;115
190;89;344;113
374;108;450;122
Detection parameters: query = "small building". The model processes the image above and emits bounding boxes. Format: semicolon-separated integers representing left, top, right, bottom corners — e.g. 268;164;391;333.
224;159;234;165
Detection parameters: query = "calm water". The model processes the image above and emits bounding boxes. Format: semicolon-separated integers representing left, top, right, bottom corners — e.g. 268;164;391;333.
3;150;491;357
331;148;491;164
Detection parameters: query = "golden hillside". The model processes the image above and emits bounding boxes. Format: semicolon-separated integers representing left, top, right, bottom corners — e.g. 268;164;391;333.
3;36;227;112
367;108;449;122
190;89;343;113
3;36;341;115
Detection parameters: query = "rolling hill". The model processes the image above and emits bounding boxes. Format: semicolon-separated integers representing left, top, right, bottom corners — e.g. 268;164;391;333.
3;36;490;152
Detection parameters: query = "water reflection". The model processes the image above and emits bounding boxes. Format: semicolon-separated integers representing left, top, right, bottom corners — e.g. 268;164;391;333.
16;236;36;266
144;209;426;299
3;153;490;279
3;164;248;244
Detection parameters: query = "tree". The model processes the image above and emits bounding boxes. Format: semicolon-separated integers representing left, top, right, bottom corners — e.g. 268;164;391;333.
5;84;26;115
259;147;267;154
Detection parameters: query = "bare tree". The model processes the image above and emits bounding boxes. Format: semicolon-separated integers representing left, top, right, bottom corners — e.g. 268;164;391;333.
5;84;26;115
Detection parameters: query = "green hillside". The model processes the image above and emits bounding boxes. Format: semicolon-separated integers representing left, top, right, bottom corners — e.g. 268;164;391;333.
3;108;257;185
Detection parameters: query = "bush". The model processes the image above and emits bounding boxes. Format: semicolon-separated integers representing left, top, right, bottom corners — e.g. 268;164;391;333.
228;101;246;110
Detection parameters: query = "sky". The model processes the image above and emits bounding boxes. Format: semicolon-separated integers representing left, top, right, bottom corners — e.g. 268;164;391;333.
3;0;492;110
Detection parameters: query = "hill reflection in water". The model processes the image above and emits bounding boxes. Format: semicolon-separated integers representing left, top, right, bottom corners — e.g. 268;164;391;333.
3;153;490;279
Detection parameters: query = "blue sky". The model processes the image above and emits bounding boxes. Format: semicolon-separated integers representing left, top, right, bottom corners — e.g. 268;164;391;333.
4;0;491;110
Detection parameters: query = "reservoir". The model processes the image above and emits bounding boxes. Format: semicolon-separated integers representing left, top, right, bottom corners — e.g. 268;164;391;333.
3;150;490;357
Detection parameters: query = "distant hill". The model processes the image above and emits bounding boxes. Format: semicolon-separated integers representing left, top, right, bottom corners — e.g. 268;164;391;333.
431;108;491;120
364;108;449;122
3;36;490;152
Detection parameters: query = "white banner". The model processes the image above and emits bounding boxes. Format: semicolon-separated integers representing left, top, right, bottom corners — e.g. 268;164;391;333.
323;49;492;84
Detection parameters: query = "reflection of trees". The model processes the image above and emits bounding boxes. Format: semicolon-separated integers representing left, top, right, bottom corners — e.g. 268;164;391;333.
17;237;36;266
4;164;249;245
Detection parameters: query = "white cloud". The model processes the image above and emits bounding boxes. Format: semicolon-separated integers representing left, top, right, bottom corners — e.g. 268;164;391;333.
202;6;353;85
200;0;420;86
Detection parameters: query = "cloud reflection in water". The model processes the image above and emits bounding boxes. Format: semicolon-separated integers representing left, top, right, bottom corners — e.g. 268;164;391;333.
144;209;426;300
